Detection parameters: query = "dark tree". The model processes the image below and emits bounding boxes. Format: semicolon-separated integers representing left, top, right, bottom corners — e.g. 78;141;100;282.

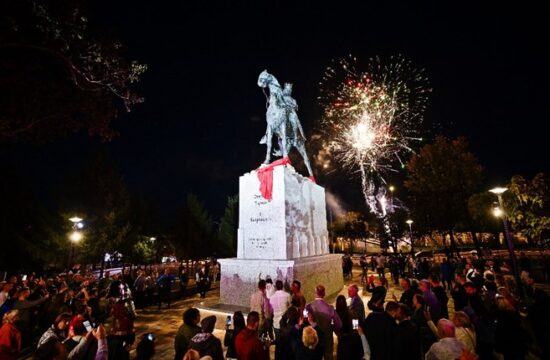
0;165;66;271
173;194;214;260
218;195;238;257
59;148;132;275
0;0;146;142
505;173;550;247
468;192;502;249
405;136;483;253
330;211;368;253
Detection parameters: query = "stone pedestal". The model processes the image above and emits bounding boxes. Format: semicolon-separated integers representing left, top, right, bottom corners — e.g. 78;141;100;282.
219;254;342;306
219;164;343;307
237;165;329;259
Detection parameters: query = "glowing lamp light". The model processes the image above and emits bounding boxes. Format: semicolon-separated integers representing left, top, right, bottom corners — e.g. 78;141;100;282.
69;216;83;223
406;219;413;225
489;187;508;195
70;231;83;242
76;222;84;229
493;206;503;218
389;185;395;192
150;237;156;241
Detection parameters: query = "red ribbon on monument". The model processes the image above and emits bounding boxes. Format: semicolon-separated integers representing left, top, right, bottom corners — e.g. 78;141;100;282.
256;157;292;201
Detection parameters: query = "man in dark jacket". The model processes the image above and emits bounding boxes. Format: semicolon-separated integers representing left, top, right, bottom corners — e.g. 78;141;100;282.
235;311;268;360
430;276;449;319
392;278;419;309
395;303;421;360
348;284;365;322
188;315;223;360
174;308;201;360
451;274;468;311
366;277;387;311
363;301;398;360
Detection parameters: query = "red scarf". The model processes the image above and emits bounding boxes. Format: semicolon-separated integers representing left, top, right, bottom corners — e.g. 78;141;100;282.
256;157;292;201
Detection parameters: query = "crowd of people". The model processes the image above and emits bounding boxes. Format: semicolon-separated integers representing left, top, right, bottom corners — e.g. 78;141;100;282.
2;252;549;359
0;259;219;359
175;252;550;360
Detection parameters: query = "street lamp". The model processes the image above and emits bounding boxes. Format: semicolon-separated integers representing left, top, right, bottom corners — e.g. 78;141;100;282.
406;219;415;256
69;216;83;223
68;216;84;271
489;187;523;299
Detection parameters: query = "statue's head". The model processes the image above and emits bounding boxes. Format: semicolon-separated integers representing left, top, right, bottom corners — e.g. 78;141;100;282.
257;70;270;88
283;83;293;95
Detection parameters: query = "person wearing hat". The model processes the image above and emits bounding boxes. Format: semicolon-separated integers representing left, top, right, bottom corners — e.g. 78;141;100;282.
188;315;223;360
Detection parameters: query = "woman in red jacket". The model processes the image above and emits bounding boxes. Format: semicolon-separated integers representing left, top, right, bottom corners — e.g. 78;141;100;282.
0;310;21;360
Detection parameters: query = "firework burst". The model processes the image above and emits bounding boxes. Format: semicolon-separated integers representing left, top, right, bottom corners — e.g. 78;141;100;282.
319;55;430;218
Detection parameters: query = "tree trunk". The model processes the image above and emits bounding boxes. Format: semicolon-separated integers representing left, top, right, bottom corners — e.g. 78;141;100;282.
449;230;458;255
99;255;105;279
391;237;398;254
470;230;483;257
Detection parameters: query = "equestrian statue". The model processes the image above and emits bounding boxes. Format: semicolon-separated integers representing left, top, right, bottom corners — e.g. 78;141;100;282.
257;70;314;177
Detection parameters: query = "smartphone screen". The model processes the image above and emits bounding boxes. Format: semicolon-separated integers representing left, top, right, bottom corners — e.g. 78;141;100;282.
226;315;232;326
352;319;359;329
22;275;27;281
83;320;92;332
303;309;308;317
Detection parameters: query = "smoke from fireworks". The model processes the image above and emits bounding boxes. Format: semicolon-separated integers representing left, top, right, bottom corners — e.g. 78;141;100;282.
319;55;430;218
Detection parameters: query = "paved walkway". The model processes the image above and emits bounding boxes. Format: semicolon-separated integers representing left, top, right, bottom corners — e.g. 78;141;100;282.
131;268;403;359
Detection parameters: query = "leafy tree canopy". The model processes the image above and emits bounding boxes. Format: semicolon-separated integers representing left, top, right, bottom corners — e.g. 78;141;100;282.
0;0;146;142
405;136;483;240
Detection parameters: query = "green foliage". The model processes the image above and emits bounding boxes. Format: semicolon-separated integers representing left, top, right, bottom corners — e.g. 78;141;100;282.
218;195;238;257
505;173;550;246
405;136;484;247
132;238;156;264
0;0;146;142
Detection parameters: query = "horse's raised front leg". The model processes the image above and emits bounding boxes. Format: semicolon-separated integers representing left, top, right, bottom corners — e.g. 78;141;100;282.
263;126;273;165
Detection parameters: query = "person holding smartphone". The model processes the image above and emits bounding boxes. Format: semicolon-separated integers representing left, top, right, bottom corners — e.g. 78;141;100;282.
37;313;72;349
223;311;245;360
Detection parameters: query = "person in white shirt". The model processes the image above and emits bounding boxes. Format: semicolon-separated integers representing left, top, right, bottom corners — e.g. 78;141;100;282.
269;280;291;359
265;278;275;299
0;282;12;308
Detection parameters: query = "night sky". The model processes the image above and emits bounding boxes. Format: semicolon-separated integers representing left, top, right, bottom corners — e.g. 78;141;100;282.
5;1;550;220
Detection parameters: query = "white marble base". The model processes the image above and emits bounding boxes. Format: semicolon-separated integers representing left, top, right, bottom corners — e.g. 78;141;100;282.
237;165;329;260
218;254;343;308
